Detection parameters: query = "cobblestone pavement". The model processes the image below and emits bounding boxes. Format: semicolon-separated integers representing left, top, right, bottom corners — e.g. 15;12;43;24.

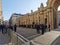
16;27;41;40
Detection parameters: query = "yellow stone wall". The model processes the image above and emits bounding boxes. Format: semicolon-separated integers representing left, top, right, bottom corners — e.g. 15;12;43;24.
16;3;48;28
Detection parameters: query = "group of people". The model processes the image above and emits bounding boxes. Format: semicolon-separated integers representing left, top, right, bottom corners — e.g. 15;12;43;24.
9;24;17;32
0;23;50;35
0;24;17;34
35;23;50;35
0;24;8;33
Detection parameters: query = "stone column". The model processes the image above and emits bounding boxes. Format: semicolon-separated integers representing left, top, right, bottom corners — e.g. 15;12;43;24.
55;8;58;28
47;7;54;30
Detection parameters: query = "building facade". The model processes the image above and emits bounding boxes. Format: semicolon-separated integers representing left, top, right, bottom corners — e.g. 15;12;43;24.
16;0;60;30
0;0;3;24
9;13;22;26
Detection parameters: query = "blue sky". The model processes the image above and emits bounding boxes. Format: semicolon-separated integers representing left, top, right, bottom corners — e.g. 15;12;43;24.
2;0;60;20
2;0;47;20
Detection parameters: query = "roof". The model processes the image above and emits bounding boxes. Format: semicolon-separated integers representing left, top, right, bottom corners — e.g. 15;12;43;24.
12;13;23;16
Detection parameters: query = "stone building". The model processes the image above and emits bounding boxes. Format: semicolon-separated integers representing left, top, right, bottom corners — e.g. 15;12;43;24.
0;0;3;24
17;0;60;30
9;13;22;26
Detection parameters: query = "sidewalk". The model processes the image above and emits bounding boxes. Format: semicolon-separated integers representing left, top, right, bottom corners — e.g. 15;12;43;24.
0;31;10;45
31;31;60;45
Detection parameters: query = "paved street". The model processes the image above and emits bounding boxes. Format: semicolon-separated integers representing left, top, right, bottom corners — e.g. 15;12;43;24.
16;27;60;40
52;36;60;45
0;27;60;45
16;27;41;40
31;31;60;45
16;27;60;45
0;31;10;45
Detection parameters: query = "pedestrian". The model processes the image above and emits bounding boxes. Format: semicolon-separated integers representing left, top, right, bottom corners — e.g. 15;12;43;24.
5;24;8;33
9;25;13;30
48;24;50;32
36;23;40;34
14;24;17;32
0;25;1;31
1;24;4;33
44;24;47;32
41;24;45;35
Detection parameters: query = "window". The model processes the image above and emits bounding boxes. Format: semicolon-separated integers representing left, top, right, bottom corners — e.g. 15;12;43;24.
45;18;47;24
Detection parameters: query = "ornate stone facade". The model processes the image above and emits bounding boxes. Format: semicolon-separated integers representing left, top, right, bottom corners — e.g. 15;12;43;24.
17;0;60;30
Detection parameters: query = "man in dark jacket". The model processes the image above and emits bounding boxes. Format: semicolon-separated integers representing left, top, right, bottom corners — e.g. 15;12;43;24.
1;24;4;33
48;24;50;32
14;24;17;32
41;24;45;35
36;23;40;34
44;24;47;32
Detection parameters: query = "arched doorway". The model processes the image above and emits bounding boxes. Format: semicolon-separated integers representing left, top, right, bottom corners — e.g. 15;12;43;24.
47;0;60;29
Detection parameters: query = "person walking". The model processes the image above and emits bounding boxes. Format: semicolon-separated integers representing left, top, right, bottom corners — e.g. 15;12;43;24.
14;24;17;32
41;24;45;35
5;24;8;33
44;24;47;32
1;24;4;33
48;24;50;32
36;23;40;34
